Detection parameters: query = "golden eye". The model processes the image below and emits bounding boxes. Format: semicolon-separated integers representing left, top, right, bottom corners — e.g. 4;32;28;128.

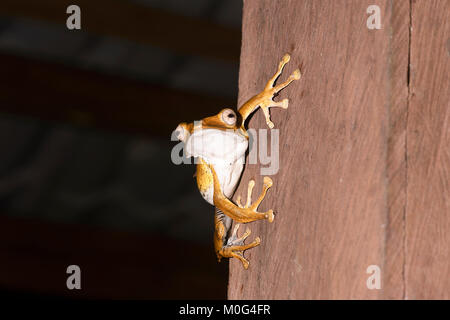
222;109;236;125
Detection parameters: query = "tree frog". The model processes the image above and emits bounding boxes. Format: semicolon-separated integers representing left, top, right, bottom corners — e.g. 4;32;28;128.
173;54;301;269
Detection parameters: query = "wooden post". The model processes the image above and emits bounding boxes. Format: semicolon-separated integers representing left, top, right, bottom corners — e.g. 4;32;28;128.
406;0;450;299
228;0;449;299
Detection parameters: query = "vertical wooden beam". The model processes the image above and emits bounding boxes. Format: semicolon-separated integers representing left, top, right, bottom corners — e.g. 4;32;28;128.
229;0;410;299
384;0;410;300
406;0;450;299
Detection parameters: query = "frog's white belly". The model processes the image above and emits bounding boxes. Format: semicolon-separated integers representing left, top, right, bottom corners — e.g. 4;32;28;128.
200;158;245;205
185;128;248;206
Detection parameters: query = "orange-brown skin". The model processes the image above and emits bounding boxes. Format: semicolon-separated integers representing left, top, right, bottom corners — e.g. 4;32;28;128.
238;53;300;131
201;112;240;131
196;158;213;195
176;54;301;269
209;163;274;224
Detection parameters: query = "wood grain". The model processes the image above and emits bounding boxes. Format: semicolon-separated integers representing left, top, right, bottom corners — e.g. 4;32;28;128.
384;0;410;300
405;0;450;299
229;0;411;299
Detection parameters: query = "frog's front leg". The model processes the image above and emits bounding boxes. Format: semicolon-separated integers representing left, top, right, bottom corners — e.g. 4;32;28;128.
238;53;301;129
209;163;274;224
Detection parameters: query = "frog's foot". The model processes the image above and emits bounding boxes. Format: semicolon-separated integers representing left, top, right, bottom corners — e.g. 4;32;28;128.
238;53;302;130
220;177;274;269
227;223;251;246
214;215;261;269
258;55;301;129
219;225;261;269
236;177;275;222
208;163;273;224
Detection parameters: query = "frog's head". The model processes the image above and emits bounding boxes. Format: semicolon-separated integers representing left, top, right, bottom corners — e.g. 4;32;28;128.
173;108;239;143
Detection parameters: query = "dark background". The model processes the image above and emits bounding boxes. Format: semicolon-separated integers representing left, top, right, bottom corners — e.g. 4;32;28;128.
0;0;242;299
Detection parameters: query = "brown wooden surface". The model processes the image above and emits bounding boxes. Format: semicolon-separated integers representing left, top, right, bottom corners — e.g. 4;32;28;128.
0;216;227;299
229;0;448;299
405;0;450;299
384;0;410;300
0;0;240;62
0;53;233;137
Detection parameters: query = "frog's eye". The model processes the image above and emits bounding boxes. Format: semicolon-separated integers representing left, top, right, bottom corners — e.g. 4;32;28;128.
222;109;236;125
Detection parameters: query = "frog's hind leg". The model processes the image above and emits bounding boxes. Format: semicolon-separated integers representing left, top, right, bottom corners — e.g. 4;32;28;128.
209;164;274;224
214;208;260;269
220;178;272;269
